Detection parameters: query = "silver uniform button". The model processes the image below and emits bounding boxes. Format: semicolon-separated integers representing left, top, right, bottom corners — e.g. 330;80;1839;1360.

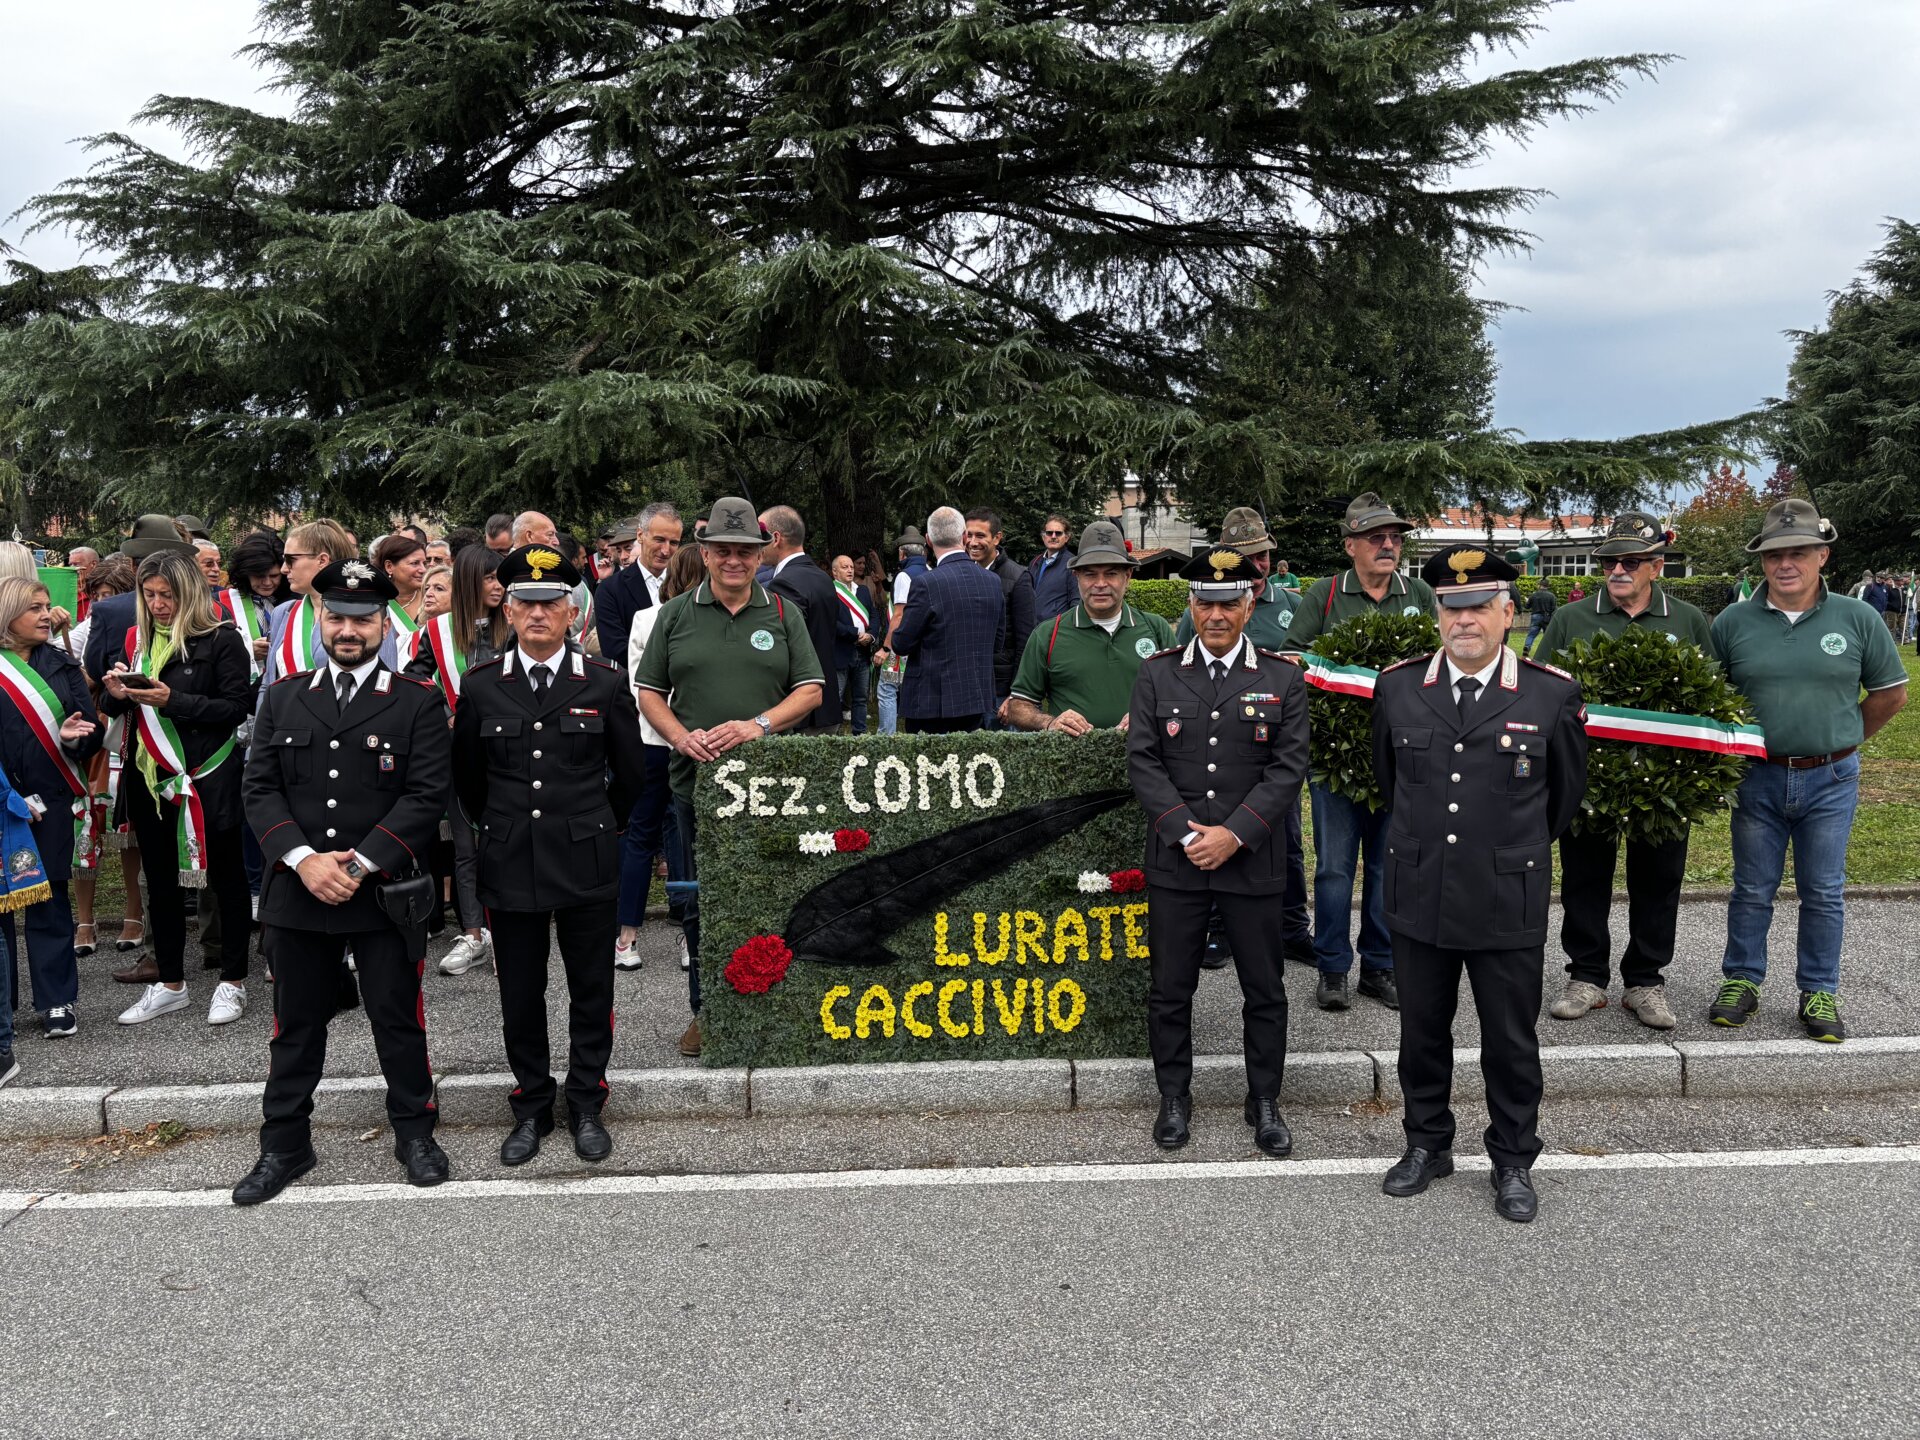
1211;711;1220;720
328;770;338;779
532;780;542;790
1448;803;1458;813
1453;742;1464;753
325;828;337;838
1451;773;1461;783
532;750;542;759
533;722;543;732
1446;834;1457;844
1208;737;1218;746
531;809;541;819
326;799;337;809
1527;860;1536;868
1205;790;1215;799
1206;763;1216;773
329;740;340;750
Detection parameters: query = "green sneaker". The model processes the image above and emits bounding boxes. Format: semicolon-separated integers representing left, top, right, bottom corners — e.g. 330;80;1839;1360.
1798;990;1846;1044
1709;978;1761;1027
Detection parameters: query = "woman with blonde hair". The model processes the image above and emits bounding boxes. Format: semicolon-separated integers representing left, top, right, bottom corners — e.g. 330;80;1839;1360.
0;577;102;1046
99;550;256;1027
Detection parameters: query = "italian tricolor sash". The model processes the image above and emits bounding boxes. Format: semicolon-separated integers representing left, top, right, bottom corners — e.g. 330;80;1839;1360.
388;599;421;639
131;645;236;886
1301;654;1768;759
835;581;869;631
275;595;319;678
0;651;100;869
221;588;266;679
422;613;470;708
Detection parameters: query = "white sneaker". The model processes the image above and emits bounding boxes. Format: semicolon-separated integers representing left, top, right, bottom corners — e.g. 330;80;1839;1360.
679;932;691;972
118;983;190;1025
208;981;247;1026
614;936;643;971
440;930;492;976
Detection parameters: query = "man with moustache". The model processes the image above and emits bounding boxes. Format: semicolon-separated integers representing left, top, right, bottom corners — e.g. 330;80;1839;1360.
1371;548;1588;1223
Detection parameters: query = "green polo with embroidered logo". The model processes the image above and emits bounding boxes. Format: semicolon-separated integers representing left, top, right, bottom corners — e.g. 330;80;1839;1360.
1710;581;1906;758
1173;583;1297;651
634;578;824;798
1537;582;1714;658
1279;570;1436;654
1012;603;1175;728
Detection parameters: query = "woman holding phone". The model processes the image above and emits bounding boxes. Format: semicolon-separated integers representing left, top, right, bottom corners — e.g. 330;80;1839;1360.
99;550;258;1027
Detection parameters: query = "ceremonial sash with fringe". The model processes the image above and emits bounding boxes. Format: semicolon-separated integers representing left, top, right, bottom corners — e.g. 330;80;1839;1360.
130;644;235;887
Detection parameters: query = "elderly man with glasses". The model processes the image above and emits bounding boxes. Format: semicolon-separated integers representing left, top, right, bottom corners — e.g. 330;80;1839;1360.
1533;512;1713;1031
1280;493;1435;1013
1028;514;1078;623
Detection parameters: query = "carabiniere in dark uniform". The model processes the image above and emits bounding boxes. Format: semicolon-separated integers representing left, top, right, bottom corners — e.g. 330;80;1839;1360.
452;545;646;1167
236;560;454;1205
1370;547;1588;1223
1127;546;1310;1157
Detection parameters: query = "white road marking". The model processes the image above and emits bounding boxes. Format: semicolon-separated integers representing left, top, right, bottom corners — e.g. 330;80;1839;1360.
1;1144;1916;1215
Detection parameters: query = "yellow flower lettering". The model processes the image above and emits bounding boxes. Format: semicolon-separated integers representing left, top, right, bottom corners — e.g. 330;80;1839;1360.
1047;977;1087;1032
1121;901;1151;959
900;981;935;1038
1014;910;1048;966
854;984;896;1039
1051;908;1088;966
973;911;1011;966
934;912;971;967
1086;905;1122;961
991;977;1031;1036
819;985;853;1040
936;979;971;1038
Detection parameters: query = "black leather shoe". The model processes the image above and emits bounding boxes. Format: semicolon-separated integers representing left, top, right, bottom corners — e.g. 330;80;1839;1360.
1492;1166;1538;1223
1381;1147;1454;1197
1315;971;1350;1010
1153;1094;1192;1149
500;1114;554;1167
1199;939;1231;970
1357;967;1399;1010
1283;935;1318;967
232;1146;317;1206
569;1109;613;1162
394;1135;451;1187
1242;1096;1293;1158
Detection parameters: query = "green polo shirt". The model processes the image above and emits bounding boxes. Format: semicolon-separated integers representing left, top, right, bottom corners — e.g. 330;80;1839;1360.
1012;603;1175;727
1172;583;1298;651
1280;570;1436;654
1537;582;1715;659
634;579;825;798
1710;581;1907;758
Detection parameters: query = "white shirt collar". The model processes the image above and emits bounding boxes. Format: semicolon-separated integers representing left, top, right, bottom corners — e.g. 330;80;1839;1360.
640;565;666;600
326;656;380;690
1444;653;1502;693
516;646;565;677
1198;637;1244;669
772;551;805;577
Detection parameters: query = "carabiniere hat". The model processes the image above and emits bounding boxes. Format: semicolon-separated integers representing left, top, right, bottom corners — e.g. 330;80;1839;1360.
1747;497;1838;553
311;558;397;617
1341;491;1414;537
122;514;199;560
1419;546;1521;608
1217;506;1275;555
497;544;582;603
1179;546;1255;600
1593;510;1672;558
1070;520;1135;569
701;496;770;546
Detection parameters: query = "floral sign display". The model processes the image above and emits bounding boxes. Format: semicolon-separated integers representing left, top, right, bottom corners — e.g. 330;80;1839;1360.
695;732;1150;1067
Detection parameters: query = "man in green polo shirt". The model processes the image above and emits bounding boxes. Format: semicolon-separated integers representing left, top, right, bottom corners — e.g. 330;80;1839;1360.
1538;512;1713;1033
1007;520;1173;733
1708;498;1908;1043
1280;493;1436;1012
635;496;825;1044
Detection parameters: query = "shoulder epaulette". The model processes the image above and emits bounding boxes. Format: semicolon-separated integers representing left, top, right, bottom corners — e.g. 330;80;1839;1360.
1379;654;1429;674
1143;646;1183;661
584;655;619;672
269;669;312;686
394;673;439;691
1520;657;1576;682
1256;647;1287;659
466;656;506;674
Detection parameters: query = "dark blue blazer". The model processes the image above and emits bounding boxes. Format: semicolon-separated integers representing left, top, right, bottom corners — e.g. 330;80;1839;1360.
0;643;104;878
83;592;140;685
1028;549;1077;623
767;554;848;731
593;563;655;667
894;552;1005;721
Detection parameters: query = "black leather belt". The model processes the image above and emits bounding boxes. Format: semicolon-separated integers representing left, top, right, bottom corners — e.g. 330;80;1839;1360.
1763;747;1856;770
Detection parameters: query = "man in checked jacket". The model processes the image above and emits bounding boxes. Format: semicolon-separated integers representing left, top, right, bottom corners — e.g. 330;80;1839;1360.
889;506;1005;734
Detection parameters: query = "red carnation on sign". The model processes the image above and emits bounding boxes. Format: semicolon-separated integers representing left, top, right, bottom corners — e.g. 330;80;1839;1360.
725;934;794;995
1107;868;1146;894
833;828;871;853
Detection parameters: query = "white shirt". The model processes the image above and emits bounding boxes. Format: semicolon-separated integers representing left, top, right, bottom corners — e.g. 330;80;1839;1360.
640;564;666;607
892;571;914;606
1092;612;1124;635
1196;638;1245;673
627;609;667;747
1765;599;1809;625
771;551;805;578
1444;653;1502;706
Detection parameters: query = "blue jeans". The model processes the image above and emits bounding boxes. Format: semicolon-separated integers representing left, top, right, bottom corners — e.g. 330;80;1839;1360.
618;744;673;928
2;881;78;1018
1310;783;1392;975
876;674;901;735
670;795;701;1013
837;663;870;735
0;924;14;1052
1522;614;1548;656
1722;754;1859;995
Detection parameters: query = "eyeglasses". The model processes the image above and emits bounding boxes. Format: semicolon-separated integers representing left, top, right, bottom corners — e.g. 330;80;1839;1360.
1042;529;1066;538
1601;557;1650;573
1359;532;1402;548
283;551;319;561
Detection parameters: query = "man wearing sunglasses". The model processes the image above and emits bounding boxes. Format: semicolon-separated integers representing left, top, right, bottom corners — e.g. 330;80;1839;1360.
1281;492;1435;1013
1534;512;1712;1032
1028;515;1078;623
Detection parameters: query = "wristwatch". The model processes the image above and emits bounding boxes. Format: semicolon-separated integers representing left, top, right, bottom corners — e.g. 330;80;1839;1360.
753;714;772;736
344;858;366;880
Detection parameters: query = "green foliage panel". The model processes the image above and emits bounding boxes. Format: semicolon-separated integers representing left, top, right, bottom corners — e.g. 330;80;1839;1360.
696;733;1150;1068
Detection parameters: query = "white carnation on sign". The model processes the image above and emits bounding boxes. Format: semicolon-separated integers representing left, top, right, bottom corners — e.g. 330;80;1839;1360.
798;832;836;855
1076;871;1112;894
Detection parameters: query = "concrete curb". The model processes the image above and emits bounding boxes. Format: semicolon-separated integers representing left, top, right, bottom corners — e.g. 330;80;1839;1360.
4;1037;1918;1140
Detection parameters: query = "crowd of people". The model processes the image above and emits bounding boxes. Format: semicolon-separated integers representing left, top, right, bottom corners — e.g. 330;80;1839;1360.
0;489;1906;1219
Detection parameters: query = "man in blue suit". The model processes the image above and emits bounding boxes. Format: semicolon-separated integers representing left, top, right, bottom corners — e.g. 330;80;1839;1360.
890;507;1005;734
1027;513;1078;623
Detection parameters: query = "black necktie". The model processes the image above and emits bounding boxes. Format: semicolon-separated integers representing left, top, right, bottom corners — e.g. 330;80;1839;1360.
1210;660;1228;684
531;663;551;699
1456;675;1481;720
335;670;354;714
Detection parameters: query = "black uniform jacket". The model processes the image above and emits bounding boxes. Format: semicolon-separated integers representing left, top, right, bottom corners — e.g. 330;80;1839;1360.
451;644;647;910
99;624;256;832
1126;638;1310;895
1371;648;1588;950
0;642;103;878
244;663;454;933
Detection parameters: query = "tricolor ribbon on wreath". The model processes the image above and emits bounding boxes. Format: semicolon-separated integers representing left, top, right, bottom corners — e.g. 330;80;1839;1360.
130;646;236;887
0;650;102;870
1298;654;1768;759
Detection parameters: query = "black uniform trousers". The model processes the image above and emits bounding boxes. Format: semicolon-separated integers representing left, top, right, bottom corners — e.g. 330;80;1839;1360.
1558;826;1689;989
1146;886;1288;1100
491;900;617;1122
260;924;435;1152
1392;933;1543;1170
124;769;251;985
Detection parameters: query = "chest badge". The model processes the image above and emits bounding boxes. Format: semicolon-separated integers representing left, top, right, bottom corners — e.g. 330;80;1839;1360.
379;755;396;772
1134;637;1156;659
366;735;381;749
1165;720;1182;738
1513;756;1533;779
1254;723;1269;742
750;629;775;651
1820;633;1848;657
1499;734;1512;749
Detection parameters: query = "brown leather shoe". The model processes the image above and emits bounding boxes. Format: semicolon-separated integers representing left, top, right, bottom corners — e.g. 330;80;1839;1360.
678;1018;702;1058
113;956;160;985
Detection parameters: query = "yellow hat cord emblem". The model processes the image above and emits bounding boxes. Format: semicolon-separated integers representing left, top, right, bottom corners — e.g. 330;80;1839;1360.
525;547;563;581
1206;549;1243;581
1447;548;1486;585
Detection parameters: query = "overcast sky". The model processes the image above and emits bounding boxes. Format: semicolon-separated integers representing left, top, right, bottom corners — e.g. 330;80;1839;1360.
4;1;1918;446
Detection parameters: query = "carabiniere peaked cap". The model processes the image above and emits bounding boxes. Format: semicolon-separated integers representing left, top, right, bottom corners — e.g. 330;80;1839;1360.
497;544;582;602
312;558;397;617
1179;546;1255;600
1747;497;1838;553
702;496;770;546
1071;520;1135;569
1419;546;1520;608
